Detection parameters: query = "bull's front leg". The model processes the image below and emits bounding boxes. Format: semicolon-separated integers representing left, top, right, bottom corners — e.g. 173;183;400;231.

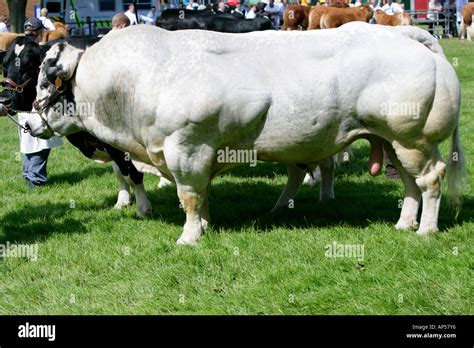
164;137;214;245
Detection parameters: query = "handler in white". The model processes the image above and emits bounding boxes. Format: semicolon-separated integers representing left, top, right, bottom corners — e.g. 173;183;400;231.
382;0;404;14
38;8;56;31
124;4;138;26
21;18;63;188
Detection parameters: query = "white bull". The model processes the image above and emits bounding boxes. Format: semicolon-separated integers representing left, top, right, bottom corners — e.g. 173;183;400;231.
26;23;465;245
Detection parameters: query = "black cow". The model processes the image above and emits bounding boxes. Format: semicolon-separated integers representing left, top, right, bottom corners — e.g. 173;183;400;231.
159;8;214;19
0;36;153;217
206;16;273;33
156;9;244;31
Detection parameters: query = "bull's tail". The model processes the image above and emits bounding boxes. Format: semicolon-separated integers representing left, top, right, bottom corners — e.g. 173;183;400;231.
446;125;468;218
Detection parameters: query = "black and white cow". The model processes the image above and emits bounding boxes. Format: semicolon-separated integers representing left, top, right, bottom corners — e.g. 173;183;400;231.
0;36;156;217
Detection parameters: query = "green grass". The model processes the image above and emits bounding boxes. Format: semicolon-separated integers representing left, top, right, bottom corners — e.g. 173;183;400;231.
0;40;472;315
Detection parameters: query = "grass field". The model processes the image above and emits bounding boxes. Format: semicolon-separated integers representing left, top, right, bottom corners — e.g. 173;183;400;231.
0;40;472;315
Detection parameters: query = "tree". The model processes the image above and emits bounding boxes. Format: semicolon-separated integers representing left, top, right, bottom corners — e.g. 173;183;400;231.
7;0;27;33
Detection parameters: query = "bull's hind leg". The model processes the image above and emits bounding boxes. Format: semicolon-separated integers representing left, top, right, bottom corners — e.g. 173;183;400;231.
272;164;307;210
319;156;335;202
391;143;446;235
383;142;420;230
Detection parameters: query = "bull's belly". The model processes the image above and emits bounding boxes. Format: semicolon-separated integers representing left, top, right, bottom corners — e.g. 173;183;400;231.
253;131;358;165
251;106;367;165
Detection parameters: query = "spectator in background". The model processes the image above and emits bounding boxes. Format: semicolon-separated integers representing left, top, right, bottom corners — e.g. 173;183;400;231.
246;5;257;18
144;6;157;24
19;18;63;188
395;0;404;11
369;0;382;11
427;0;443;34
382;0;403;14
112;13;131;30
186;0;199;10
265;0;281;27
264;0;280;14
232;2;246;16
39;8;56;31
124;3;138;25
217;1;227;14
279;0;288;21
445;0;456;36
0;16;8;32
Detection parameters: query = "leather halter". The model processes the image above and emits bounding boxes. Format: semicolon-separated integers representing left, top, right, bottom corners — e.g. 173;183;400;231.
1;77;35;93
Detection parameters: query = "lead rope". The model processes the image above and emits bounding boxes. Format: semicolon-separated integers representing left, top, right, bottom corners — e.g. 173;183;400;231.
4;110;37;133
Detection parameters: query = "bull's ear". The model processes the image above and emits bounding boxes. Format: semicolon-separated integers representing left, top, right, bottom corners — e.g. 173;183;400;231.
55;50;81;81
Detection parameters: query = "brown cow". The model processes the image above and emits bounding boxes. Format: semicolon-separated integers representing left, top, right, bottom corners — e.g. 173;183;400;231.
41;22;69;44
308;4;372;30
282;5;314;31
317;4;373;29
459;3;474;40
0;22;69;53
375;10;412;26
0;32;23;52
307;6;334;30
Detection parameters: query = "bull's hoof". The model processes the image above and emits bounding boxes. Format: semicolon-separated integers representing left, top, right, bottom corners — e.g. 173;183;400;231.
114;191;132;209
416;227;438;236
201;218;210;230
176;237;198;246
136;199;153;218
136;206;152;219
395;219;418;231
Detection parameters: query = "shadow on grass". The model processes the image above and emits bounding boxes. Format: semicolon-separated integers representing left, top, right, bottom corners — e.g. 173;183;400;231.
226;141;372;179
2;156;472;243
0;202;89;244
48;164;112;186
149;174;474;232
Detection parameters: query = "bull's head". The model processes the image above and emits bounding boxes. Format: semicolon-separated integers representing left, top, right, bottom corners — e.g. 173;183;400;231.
0;36;46;116
26;42;83;139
